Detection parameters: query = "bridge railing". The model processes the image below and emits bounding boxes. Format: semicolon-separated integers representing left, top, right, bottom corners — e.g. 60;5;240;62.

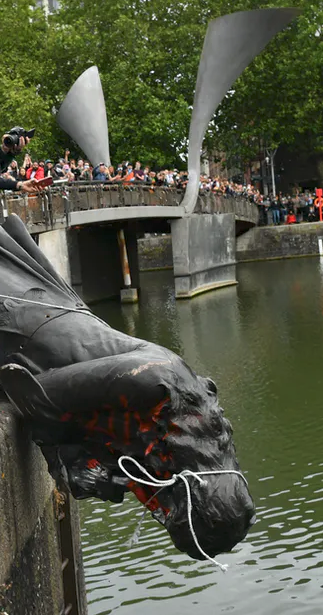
195;192;259;226
0;183;259;231
0;183;184;231
65;182;184;210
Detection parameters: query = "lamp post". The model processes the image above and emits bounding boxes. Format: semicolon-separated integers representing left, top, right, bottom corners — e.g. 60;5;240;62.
265;148;277;198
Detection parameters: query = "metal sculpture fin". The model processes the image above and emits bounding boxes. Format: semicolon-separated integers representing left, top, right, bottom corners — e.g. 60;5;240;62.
57;66;111;167
182;8;300;214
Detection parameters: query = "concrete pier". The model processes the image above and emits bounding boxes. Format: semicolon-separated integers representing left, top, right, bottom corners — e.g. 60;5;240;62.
38;229;72;284
39;220;237;303
171;213;236;298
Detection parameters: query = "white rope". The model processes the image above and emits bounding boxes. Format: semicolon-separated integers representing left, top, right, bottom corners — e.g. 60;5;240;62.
0;294;91;315
118;455;249;572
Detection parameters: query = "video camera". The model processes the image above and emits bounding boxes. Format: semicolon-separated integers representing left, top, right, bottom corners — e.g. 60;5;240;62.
3;126;35;149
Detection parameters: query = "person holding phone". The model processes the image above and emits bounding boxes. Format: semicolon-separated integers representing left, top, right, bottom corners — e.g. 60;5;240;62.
0;174;41;193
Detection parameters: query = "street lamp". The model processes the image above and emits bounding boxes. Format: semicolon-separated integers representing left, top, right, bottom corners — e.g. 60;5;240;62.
265;148;277;197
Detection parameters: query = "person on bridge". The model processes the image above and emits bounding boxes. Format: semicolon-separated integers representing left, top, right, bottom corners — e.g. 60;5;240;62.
26;160;45;181
44;160;60;180
122;163;135;184
0;128;34;173
134;161;144;181
269;197;281;225
0;129;42;193
17;167;27;183
93;162;108;181
8;159;19;180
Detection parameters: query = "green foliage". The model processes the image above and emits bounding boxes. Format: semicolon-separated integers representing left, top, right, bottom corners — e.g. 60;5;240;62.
46;0;209;167
0;0;54;161
209;0;323;166
1;0;323;169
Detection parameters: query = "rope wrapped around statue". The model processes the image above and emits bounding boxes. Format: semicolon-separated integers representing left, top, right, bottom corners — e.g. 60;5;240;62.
0;214;255;565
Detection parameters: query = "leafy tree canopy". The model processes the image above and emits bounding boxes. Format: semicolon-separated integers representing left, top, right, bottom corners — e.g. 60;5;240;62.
208;0;323;167
0;0;322;170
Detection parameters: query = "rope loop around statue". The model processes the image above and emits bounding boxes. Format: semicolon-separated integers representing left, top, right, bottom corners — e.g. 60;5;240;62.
118;455;249;572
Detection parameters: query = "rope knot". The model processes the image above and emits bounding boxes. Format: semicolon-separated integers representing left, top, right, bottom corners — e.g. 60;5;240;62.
118;455;249;572
184;470;208;486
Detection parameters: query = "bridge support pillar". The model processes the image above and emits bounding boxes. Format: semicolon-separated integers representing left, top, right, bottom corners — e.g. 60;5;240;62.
63;225;140;303
117;229;139;304
170;213;237;298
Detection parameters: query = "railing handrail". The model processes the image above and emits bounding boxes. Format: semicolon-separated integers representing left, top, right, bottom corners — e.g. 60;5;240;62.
0;184;259;230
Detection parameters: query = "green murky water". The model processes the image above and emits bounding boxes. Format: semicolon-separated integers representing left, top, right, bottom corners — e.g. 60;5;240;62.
80;258;323;615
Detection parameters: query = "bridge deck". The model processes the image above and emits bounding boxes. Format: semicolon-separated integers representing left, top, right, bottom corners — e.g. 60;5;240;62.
0;183;259;234
70;205;185;226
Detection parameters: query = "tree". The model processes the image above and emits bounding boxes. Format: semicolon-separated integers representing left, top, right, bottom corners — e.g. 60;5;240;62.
46;0;323;172
206;0;323;176
1;0;323;173
0;0;55;160
44;0;211;167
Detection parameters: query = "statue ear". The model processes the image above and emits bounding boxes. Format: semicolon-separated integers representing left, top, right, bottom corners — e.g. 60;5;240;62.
205;377;217;396
196;375;218;399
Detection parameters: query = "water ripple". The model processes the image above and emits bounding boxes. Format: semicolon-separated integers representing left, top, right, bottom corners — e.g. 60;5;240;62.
81;262;323;615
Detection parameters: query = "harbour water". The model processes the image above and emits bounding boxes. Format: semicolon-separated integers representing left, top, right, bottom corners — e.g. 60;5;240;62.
80;258;323;615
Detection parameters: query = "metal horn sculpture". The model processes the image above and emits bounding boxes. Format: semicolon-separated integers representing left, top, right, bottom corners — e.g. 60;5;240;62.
57;65;111;167
181;8;300;214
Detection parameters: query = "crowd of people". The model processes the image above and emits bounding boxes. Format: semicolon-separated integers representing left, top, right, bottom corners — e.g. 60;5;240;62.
256;193;321;226
199;176;320;224
199;177;320;225
3;149;321;225
3;150;191;189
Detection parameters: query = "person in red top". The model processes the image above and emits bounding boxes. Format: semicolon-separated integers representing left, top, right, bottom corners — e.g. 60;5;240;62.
286;211;297;224
26;161;45;181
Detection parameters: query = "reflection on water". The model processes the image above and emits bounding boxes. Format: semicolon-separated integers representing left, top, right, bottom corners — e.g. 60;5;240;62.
81;258;323;615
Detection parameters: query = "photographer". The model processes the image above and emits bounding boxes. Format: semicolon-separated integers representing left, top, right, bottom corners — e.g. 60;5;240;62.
0;127;40;193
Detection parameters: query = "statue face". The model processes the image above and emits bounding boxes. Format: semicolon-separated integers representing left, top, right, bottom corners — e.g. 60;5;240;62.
130;373;256;559
37;356;255;560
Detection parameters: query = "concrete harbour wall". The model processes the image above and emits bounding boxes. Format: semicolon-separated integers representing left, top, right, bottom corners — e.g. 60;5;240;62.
236;222;323;262
138;236;173;271
0;401;64;615
138;223;323;273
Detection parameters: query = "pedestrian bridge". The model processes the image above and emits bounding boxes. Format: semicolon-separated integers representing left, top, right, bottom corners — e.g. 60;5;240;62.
0;183;259;234
0;183;259;301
